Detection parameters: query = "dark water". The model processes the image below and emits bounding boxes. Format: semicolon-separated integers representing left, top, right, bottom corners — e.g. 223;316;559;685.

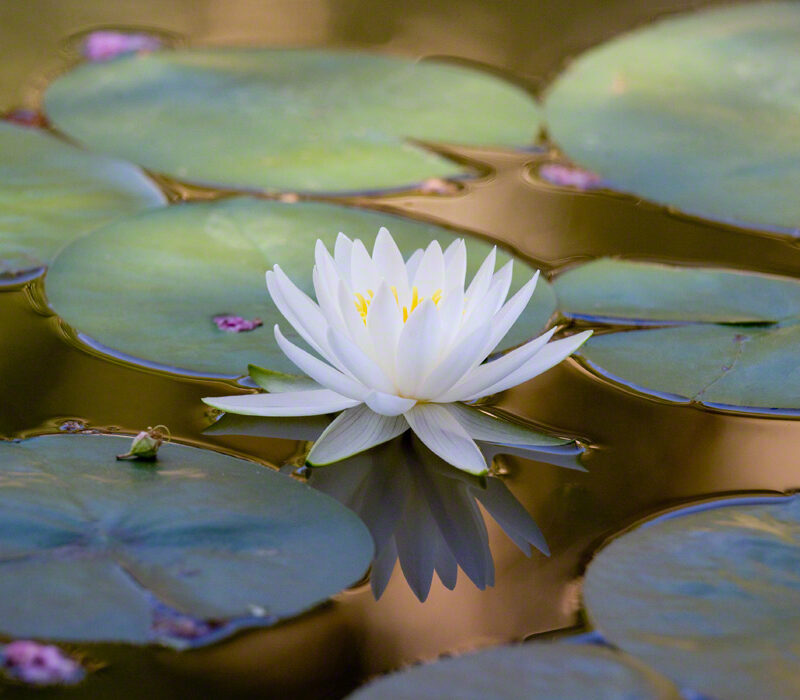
2;0;798;697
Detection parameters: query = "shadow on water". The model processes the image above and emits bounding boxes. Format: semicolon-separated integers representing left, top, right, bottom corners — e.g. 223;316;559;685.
1;0;799;697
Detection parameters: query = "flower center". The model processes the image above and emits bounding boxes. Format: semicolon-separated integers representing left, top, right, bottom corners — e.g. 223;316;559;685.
354;285;442;323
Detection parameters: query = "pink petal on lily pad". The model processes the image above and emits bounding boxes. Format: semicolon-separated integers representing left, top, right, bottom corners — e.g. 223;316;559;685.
213;314;264;333
2;641;84;686
83;31;162;62
539;163;606;191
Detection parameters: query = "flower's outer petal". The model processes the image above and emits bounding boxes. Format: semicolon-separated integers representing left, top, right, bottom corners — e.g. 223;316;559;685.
350;238;381;293
394;474;438;602
404;403;488;475
334;232;353;285
266;269;330;360
463;246;496;316
372;227;408;300
482;271;540;355
445;402;569;447
439;327;558;403
488;259;514;313
462;330;593;401
413;240;445;298
202;389;359;416
306;404;408;465
313;266;346;335
247;364;321;393
443;238;466;293
434;287;465;358
326;326;396;395
274;325;368;400
335;279;373;352
454;259;514;345
395;299;441;395
418;323;492;400
433;531;459;590
366;281;403;378
405;248;424;283
364;391;417;416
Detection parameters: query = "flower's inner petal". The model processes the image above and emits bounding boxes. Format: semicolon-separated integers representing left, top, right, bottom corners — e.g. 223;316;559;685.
350;238;381;294
404;248;424;283
364;391;417;416
372;226;409;301
417;322;492;400
334;232;353;285
366;281;403;379
395;298;442;395
443;239;467;294
327;326;396;396
412;240;446;299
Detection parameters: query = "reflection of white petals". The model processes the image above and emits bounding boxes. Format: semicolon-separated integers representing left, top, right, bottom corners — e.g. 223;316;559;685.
307;405;407;465
202;389;358;416
204;228;591;475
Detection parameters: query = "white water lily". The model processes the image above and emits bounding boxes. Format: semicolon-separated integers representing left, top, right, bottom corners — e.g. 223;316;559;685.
203;228;591;475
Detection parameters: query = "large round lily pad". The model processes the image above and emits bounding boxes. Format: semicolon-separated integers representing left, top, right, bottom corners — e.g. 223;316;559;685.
45;198;556;377
0;434;372;645
44;48;540;193
348;641;681;699
584;494;800;700
0;122;164;282
553;259;800;413
544;2;800;233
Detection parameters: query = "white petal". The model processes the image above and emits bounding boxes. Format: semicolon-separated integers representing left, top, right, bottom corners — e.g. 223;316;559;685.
335;279;373;353
440;327;558;402
266;269;329;360
445;402;567;447
418;323;492;400
461;330;593;401
488;260;513;313
306;404;408;465
372;227;408;298
350;238;381;294
412;240;445;298
404;403;487;475
464;246;496;316
313;267;346;334
482;271;540;355
434;287;465;358
334;233;353;285
405;248;424;282
443;239;466;292
202;389;358;416
274;325;368;400
326;326;396;395
364;391;417;416
395;299;441;395
366;281;403;378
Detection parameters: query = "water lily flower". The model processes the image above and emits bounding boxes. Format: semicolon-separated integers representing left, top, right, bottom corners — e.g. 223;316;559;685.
203;228;591;475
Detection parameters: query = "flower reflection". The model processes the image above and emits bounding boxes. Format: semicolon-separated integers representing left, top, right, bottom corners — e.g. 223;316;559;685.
207;412;584;601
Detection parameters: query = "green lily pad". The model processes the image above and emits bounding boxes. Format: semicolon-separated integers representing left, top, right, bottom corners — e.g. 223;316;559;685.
0;123;164;282
544;2;800;233
584;494;800;700
348;641;681;699
44;48;540;193
0;434;372;645
45;198;555;377
554;259;800;413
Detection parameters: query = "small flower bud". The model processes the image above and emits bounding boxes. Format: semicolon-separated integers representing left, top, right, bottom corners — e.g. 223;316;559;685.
116;425;170;461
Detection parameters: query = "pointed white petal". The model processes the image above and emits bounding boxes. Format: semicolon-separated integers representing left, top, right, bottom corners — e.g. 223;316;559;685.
443;239;466;293
306;404;408;465
372;227;408;298
364;391;417;416
366;281;403;378
418;323;492;400
440;327;558;402
274;325;368;400
412;240;445;298
482;271;540;355
445;402;569;447
434;287;465;358
488;259;514;313
266;269;329;360
464;246;496;315
313;267;346;335
453;259;515;345
461;330;593;401
350;238;381;294
404;248;424;283
202;389;358;416
334;279;374;354
334;233;353;285
326;326;396;395
395;299;441;395
404;403;487;475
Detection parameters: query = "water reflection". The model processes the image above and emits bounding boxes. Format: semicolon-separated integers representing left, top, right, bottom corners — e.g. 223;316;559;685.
208;412;584;601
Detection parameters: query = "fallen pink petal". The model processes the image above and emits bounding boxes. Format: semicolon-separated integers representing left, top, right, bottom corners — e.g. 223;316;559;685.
213;314;264;332
539;163;606;191
2;109;47;128
2;641;84;686
83;31;162;61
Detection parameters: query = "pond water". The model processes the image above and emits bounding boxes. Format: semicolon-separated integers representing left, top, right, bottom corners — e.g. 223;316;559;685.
1;0;799;697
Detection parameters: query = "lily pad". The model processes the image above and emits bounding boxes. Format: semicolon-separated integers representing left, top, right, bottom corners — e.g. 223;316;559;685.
584;494;800;700
44;48;540;193
348;641;681;699
553;259;800;413
0;434;372;645
45;198;555;377
544;2;800;233
0;122;164;282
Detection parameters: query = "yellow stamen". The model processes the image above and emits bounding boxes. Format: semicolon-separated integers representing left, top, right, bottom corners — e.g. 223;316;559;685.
354;285;443;325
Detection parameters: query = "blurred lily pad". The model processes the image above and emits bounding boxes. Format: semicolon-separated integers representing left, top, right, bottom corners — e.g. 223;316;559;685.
0;122;164;282
0;434;372;645
44;48;540;193
545;2;800;233
554;259;800;413
584;494;800;700
348;641;681;699
45;198;555;377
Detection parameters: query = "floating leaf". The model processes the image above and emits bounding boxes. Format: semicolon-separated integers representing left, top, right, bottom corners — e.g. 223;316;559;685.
553;259;800;413
348;641;681;699
545;2;800;233
46;198;555;377
0;123;164;282
0;434;372;645
44;48;540;193
584;494;800;700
